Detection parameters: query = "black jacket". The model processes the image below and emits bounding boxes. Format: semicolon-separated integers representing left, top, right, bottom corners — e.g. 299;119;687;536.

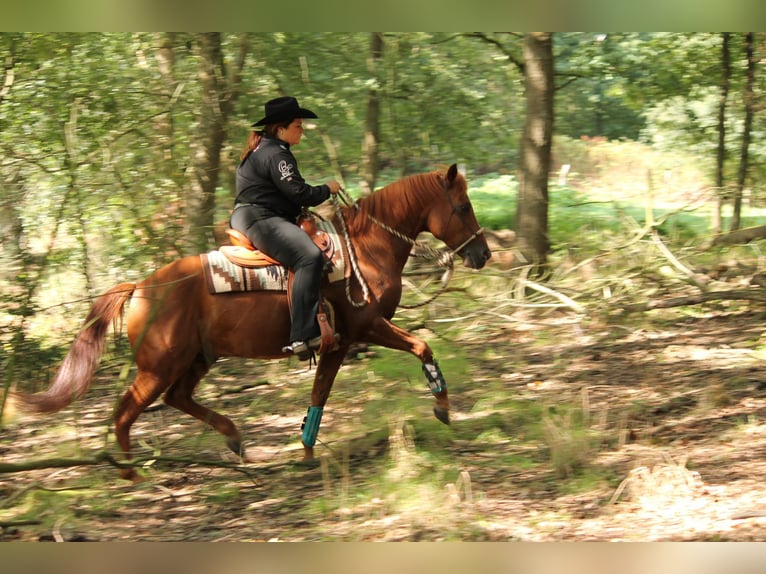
234;134;330;221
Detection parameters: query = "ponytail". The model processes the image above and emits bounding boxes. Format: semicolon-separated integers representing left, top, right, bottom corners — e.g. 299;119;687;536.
240;131;263;162
239;120;293;162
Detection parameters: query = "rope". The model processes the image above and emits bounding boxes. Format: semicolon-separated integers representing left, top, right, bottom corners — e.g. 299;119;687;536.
333;196;371;308
331;188;478;309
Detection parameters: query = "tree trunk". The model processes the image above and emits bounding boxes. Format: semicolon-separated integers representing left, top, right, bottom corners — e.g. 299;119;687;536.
183;33;249;255
0;36;21;266
713;32;730;235
0;172;24;279
515;32;554;268
360;32;384;196
154;32;177;176
731;32;755;232
183;33;228;254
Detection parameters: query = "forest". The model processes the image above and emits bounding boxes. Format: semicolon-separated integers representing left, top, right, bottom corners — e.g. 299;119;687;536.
4;32;766;541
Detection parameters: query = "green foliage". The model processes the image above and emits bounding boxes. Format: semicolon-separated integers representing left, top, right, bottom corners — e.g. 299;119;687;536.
1;31;759;299
4;31;766;428
555;33;646;140
469;173;518;230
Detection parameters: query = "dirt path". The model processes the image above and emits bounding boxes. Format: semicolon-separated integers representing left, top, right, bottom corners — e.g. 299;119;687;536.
3;309;766;541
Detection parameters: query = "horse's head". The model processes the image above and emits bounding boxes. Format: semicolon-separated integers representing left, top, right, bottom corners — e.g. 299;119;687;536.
427;164;492;269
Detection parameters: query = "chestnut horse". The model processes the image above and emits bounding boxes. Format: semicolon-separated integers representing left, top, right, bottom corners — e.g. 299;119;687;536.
14;164;491;481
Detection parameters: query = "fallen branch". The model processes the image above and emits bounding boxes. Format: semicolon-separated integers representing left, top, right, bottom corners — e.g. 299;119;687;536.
650;229;708;291
521;279;586;314
0;450;257;477
618;288;766;313
0;519;42;528
709;224;766;247
0;452;117;473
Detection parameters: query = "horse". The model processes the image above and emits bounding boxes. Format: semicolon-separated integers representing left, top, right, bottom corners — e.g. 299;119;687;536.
12;163;491;482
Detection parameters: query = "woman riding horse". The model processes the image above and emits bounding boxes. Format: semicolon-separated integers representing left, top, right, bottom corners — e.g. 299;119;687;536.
13;164;491;482
230;96;341;360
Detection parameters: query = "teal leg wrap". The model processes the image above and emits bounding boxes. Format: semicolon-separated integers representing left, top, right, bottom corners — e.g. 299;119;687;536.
301;406;324;447
423;360;447;394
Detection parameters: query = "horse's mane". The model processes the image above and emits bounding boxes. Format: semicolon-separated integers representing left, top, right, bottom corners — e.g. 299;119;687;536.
342;169;450;236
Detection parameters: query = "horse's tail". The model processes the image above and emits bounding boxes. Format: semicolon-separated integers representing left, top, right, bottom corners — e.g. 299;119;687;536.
13;282;136;414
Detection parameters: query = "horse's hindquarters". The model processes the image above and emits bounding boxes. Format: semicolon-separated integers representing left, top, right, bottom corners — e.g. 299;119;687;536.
129;263;293;363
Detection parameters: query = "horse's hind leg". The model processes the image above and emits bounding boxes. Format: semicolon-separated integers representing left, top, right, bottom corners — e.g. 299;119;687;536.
163;354;243;457
113;369;172;482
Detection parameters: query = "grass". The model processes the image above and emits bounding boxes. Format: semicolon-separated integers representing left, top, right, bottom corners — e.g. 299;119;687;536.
469;137;766;253
304;417;489;541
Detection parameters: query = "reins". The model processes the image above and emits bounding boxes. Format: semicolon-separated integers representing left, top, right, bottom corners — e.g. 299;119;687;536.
333;189;372;308
332;184;484;309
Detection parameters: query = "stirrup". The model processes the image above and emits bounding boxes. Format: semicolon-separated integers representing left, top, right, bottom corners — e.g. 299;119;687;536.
283;334;341;361
282;336;323;361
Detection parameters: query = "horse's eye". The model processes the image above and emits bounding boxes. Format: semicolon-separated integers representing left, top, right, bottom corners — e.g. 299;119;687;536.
457;203;472;214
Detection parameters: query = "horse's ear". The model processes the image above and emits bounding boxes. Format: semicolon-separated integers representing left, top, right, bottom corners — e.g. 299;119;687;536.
447;163;458;183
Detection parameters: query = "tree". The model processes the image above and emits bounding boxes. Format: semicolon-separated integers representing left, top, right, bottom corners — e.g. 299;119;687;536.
515;32;554;268
713;32;731;234
730;32;756;232
183;33;249;255
360;32;383;195
553;33;645;140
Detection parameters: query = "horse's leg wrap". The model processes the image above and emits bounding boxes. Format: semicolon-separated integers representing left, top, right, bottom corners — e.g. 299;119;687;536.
423;360;447;394
301;406;324;447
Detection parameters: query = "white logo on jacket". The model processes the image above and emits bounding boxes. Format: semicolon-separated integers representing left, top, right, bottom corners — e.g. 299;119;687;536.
278;160;295;181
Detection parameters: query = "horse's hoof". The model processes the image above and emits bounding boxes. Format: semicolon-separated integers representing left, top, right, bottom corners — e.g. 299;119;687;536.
226;438;243;456
433;406;450;425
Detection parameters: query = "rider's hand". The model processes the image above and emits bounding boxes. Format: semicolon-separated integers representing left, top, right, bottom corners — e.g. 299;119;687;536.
326;180;341;194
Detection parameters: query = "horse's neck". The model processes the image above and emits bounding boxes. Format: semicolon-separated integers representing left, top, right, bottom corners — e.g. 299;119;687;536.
341;211;408;273
359;176;431;240
346;179;436;282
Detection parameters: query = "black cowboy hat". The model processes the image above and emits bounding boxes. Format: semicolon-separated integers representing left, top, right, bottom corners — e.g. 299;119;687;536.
252;96;318;127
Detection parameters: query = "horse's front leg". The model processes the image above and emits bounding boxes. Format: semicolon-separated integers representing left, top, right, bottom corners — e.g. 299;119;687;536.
365;317;450;425
300;346;349;461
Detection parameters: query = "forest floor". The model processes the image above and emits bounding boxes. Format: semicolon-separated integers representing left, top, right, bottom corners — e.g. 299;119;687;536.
4;292;766;542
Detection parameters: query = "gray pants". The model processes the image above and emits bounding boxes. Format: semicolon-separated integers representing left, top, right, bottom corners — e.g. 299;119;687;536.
230;208;324;342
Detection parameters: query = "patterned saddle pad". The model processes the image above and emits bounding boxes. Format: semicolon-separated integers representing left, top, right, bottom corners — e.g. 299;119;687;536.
200;218;345;295
200;253;288;294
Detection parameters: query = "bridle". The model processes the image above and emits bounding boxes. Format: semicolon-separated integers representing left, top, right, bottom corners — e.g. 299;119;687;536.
332;177;484;308
438;175;486;257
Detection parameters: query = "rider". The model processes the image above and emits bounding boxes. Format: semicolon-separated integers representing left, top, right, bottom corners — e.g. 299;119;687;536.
230;96;341;360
